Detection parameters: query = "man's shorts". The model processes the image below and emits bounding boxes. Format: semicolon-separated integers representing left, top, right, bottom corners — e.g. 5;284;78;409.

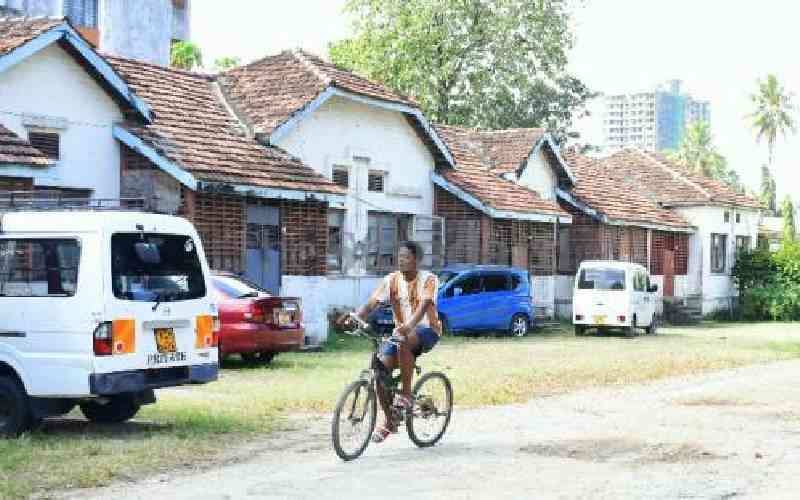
381;326;439;358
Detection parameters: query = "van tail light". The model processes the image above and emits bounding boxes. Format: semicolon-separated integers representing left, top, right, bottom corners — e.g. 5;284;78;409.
93;322;113;356
618;315;626;323
575;314;584;321
93;320;135;356
196;315;217;349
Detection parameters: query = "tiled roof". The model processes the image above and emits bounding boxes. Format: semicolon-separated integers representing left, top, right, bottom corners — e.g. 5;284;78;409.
563;151;692;230
435;125;568;217
220;49;417;135
0;124;52;166
604;149;763;209
106;56;344;195
0;17;62;57
475;128;546;175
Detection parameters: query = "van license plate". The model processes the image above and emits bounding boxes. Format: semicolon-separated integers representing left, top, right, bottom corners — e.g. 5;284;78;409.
154;328;177;353
593;315;606;325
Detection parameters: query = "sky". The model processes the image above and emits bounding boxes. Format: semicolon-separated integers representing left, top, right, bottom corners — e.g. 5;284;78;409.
192;0;800;201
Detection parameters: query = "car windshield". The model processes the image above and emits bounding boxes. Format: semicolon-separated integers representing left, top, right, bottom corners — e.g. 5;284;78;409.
112;233;206;302
212;275;269;299
436;270;458;289
578;268;626;290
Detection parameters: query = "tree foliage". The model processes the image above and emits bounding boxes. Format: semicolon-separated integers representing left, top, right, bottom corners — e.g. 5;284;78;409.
783;195;796;242
214;56;242;72
749;74;796;165
760;165;777;214
667;121;743;192
170;41;203;71
329;0;595;140
733;243;800;321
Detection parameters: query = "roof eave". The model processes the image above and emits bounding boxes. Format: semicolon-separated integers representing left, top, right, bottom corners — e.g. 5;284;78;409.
0;22;152;123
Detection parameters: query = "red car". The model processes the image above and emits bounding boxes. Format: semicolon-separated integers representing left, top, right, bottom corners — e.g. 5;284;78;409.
211;272;304;364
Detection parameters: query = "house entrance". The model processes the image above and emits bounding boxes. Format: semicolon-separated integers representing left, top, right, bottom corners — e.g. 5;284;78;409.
246;205;281;294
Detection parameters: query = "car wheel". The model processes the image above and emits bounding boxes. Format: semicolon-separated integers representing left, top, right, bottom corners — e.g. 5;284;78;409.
439;315;451;336
0;376;32;438
259;352;276;365
509;314;529;337
80;395;140;424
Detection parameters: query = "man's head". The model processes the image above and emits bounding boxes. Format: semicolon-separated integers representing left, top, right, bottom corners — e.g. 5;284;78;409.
398;240;423;273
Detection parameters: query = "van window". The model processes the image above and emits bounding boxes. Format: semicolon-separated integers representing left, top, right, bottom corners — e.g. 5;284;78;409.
633;272;645;292
578;268;626;290
112;233;205;302
511;274;522;290
447;274;481;297
483;274;509;292
0;239;80;297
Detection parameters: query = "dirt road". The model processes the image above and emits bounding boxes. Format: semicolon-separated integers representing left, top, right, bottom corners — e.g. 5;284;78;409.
64;359;800;500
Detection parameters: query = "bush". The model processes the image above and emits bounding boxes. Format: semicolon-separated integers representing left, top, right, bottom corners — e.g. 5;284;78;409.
734;242;800;321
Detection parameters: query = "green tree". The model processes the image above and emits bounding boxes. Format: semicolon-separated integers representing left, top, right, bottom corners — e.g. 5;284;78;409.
170;41;203;71
749;74;796;165
760;165;777;214
667;121;742;190
329;0;595;140
783;195;796;242
214;56;241;72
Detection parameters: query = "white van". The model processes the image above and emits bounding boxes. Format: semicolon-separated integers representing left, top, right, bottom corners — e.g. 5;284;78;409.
572;261;658;337
0;210;219;436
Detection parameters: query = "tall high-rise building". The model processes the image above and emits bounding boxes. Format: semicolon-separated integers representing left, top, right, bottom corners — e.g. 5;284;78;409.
0;0;190;66
603;80;711;153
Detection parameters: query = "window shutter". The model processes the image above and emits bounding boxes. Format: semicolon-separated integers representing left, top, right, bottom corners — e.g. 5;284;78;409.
28;132;60;160
332;168;349;188
413;215;445;269
367;171;384;192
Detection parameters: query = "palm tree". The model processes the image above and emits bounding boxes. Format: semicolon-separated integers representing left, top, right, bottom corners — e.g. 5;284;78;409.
668;121;726;178
749;74;796;165
170;41;203;71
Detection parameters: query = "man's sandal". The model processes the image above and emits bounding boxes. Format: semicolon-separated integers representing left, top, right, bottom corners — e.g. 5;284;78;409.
371;424;396;443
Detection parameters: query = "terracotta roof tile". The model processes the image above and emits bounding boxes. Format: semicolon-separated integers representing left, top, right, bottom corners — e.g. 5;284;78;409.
435;125;568;217
563;151;692;229
476;128;546;175
106;56;344;196
0;17;63;57
604;149;763;209
0;124;51;166
220;49;416;135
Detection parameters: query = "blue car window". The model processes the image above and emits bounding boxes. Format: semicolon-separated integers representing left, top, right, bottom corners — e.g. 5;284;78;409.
448;274;481;297
483;274;509;292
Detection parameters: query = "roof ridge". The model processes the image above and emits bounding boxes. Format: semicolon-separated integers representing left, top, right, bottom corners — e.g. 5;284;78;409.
630;149;713;200
103;53;213;80
291;48;333;86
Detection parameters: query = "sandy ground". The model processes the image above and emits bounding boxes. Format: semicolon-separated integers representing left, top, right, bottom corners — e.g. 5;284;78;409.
60;359;800;500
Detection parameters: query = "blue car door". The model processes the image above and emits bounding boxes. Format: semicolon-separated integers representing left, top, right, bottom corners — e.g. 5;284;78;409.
479;272;513;330
438;273;483;331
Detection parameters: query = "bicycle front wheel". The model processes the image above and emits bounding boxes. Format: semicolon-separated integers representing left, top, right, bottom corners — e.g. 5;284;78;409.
407;371;453;448
332;379;377;461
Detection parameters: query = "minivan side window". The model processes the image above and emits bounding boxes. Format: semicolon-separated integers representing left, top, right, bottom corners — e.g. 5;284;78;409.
483;274;509;293
633;272;645;292
447;274;481;297
0;239;80;297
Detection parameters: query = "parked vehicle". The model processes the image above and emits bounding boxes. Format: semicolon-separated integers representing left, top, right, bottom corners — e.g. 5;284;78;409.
572;261;658;337
0;209;219;436
368;265;534;337
211;272;304;364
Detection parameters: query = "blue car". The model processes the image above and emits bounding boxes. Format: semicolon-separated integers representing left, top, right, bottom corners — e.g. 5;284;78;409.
368;265;534;337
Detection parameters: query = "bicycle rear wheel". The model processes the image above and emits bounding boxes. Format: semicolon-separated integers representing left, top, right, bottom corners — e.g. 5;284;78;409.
332;379;377;461
407;371;453;448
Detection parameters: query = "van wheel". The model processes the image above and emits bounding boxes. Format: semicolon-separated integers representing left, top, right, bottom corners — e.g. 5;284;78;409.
80;396;140;424
574;325;586;336
509;314;529;337
625;318;637;338
0;376;32;438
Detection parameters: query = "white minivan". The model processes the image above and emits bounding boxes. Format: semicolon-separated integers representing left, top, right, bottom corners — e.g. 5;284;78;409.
572;261;658;337
0;210;219;436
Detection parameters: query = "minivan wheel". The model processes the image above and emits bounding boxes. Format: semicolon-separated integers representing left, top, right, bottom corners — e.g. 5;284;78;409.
0;376;32;438
646;317;658;335
574;325;586;336
509;314;529;337
80;396;140;424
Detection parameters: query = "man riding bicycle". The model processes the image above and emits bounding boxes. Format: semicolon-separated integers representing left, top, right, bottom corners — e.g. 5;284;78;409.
345;241;441;443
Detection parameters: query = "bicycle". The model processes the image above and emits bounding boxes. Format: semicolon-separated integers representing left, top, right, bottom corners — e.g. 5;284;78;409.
331;313;453;461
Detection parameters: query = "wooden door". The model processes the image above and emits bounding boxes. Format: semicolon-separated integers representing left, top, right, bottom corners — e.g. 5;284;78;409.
663;249;675;297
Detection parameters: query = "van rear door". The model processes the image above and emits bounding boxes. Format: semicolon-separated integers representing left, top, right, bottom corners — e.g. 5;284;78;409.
574;266;629;325
95;232;212;378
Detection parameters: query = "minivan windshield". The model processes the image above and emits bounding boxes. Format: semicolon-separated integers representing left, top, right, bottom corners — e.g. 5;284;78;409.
578;268;626;290
112;233;206;302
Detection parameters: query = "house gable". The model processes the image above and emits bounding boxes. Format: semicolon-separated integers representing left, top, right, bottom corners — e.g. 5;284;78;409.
0;18;151;123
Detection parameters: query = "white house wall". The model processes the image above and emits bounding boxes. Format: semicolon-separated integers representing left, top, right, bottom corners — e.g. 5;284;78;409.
0;44;123;198
517;148;557;200
675;206;760;315
275;95;438;342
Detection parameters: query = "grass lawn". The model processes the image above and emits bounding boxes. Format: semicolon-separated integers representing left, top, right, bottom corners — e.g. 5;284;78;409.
4;322;800;498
